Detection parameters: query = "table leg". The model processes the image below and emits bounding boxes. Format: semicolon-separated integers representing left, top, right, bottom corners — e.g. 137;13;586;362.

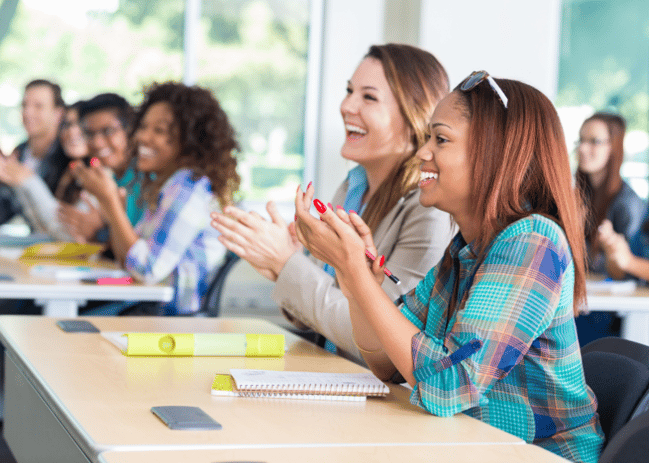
34;300;83;318
620;313;649;345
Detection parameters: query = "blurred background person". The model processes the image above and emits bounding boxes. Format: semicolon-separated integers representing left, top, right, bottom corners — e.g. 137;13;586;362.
72;81;239;315
58;93;144;244
0;101;90;240
0;79;66;226
574;112;645;345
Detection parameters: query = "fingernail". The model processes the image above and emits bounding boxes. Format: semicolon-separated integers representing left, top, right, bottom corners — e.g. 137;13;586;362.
294;214;297;221
69;161;78;169
327;203;333;210
90;157;100;167
379;255;385;267
307;181;313;190
313;199;326;214
349;210;356;215
336;205;343;210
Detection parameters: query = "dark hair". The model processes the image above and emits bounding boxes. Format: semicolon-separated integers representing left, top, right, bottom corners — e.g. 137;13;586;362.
361;43;449;233
575;112;626;244
134;81;240;209
25;79;65;107
453;77;587;315
79;93;135;130
57;101;89;204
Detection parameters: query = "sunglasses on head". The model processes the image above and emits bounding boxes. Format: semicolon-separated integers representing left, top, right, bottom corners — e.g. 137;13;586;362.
460;70;508;109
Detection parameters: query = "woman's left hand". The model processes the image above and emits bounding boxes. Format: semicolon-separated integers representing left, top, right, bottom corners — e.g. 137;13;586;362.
294;184;384;291
70;161;119;204
597;219;633;273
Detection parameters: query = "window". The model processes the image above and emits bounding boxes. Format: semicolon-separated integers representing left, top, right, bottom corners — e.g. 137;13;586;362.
557;0;649;198
0;0;312;203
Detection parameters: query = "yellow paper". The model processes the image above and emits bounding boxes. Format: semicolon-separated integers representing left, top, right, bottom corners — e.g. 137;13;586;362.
20;242;105;261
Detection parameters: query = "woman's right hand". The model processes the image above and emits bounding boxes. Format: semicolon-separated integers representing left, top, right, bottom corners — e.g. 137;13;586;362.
210;201;301;282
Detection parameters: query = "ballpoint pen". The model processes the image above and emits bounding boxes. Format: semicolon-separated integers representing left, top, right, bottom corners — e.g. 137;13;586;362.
365;249;400;285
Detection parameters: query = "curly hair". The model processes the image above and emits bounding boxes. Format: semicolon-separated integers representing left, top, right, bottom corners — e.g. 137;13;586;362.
134;81;241;209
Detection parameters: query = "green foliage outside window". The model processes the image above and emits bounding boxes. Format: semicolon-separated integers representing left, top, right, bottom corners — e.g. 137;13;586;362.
0;0;309;202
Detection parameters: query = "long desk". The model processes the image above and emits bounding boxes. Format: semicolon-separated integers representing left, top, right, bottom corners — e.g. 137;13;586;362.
0;316;535;463
0;256;174;317
98;443;569;463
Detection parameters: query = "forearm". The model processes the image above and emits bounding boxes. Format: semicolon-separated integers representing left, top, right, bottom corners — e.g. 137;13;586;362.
103;195;139;263
623;254;649;282
343;265;419;384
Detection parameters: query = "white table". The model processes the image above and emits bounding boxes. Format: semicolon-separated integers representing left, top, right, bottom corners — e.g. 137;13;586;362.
0;256;174;317
586;279;649;345
0;316;525;463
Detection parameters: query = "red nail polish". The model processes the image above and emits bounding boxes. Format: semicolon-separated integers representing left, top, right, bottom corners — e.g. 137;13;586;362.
307;181;313;190
379;255;385;267
69;161;78;169
336;205;343;210
349;210;356;215
327;203;332;210
294;214;297;221
313;199;326;214
90;157;100;167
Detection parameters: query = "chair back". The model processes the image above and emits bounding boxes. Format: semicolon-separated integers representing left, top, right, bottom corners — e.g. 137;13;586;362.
598;410;649;463
199;251;241;317
581;336;649;366
582;350;649;442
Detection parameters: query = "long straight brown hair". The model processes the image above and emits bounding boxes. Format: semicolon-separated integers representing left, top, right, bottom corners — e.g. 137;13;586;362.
575;112;626;244
361;44;449;233
455;79;587;315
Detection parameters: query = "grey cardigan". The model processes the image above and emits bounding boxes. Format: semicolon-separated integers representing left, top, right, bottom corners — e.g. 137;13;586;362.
273;181;455;362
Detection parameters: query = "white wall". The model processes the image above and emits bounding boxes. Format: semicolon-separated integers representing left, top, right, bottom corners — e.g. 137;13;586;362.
313;0;386;202
419;0;562;99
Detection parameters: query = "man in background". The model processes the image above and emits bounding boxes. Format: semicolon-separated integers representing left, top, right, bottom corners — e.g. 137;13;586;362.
0;78;66;225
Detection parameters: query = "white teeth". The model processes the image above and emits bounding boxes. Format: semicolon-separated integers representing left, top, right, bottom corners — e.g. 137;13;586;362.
421;171;438;180
138;146;155;157
345;124;367;135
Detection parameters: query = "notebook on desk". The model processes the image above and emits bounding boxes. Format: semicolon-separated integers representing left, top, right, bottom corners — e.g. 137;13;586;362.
211;369;390;401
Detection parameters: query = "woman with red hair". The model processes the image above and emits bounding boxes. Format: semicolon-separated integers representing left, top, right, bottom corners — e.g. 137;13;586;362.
294;73;604;462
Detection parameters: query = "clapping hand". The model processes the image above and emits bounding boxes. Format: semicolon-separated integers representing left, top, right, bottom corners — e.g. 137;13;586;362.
211;200;302;281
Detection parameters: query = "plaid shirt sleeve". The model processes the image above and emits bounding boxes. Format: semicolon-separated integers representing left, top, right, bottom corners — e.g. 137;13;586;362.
125;173;211;284
401;224;569;417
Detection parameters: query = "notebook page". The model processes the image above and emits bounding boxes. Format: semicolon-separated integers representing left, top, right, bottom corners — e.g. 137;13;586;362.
229;369;389;396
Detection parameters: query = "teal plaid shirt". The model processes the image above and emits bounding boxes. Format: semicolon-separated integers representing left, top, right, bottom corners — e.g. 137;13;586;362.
401;214;604;463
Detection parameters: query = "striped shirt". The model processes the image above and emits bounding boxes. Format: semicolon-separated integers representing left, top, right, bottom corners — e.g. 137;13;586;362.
125;169;224;315
400;214;604;463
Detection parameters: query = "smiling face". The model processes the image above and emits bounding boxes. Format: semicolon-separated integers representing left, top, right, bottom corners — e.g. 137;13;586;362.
134;102;181;174
416;92;473;220
339;57;412;171
82;109;130;172
577;119;611;177
60;108;88;159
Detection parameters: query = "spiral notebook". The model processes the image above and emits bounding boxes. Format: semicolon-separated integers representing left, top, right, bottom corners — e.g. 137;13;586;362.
211;369;390;401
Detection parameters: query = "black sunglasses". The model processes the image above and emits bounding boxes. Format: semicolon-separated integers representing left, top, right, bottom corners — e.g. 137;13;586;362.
460;70;508;109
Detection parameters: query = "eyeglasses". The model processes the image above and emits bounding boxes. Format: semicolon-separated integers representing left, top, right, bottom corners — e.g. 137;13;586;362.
82;125;123;140
460;70;508;109
576;138;610;147
61;120;80;131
